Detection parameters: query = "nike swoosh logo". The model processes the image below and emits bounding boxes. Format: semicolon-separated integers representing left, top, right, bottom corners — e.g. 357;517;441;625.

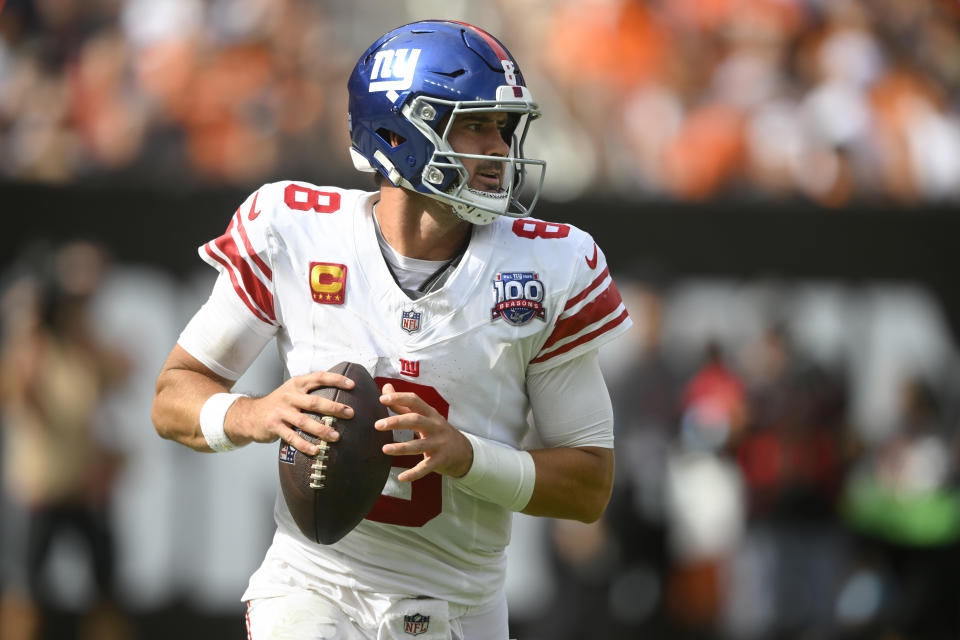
585;242;598;269
248;191;262;220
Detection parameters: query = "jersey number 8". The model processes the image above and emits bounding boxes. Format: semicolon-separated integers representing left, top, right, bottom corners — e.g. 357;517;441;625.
364;378;447;527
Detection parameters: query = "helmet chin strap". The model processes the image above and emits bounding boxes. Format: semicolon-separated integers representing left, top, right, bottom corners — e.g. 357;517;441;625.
452;187;508;225
440;155;518;225
389;174;499;225
398;160;515;225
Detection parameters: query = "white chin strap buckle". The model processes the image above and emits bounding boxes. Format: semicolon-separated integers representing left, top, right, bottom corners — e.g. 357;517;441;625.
452;200;498;226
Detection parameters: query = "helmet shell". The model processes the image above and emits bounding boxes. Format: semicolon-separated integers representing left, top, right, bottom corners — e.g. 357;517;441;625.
348;20;530;196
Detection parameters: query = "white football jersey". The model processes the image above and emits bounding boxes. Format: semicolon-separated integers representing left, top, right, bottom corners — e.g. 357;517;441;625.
194;180;631;611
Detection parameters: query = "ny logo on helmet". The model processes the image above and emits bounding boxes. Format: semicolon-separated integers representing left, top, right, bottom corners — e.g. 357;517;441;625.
369;48;421;92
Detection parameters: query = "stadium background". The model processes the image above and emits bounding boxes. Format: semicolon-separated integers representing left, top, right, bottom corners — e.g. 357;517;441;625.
1;0;959;639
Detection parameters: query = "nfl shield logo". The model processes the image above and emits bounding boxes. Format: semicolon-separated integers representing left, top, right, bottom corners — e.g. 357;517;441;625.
403;613;430;636
401;310;421;333
278;442;295;465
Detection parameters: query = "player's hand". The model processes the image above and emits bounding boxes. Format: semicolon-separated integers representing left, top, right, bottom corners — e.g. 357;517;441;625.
227;371;355;455
375;382;473;481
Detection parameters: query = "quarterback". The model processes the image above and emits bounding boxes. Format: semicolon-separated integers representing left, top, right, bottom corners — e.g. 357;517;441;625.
152;20;631;640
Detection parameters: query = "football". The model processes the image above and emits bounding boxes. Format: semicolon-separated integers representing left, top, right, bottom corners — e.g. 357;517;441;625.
278;361;392;544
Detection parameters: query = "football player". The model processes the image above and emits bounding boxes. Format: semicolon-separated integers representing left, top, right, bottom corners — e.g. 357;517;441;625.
152;20;631;640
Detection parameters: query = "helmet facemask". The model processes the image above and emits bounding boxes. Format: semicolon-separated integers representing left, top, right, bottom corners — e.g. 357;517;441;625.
401;93;546;225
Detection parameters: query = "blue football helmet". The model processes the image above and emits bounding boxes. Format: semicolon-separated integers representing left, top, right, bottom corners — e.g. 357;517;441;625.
347;20;546;224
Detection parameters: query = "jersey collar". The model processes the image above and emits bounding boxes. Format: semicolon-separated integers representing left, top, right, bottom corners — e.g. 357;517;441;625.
353;192;496;324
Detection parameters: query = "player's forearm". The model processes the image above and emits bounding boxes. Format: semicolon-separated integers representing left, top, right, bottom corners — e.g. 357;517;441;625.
522;446;614;523
152;367;232;452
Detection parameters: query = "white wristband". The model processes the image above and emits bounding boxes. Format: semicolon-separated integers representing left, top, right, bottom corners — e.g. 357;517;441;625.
455;432;536;512
199;392;248;452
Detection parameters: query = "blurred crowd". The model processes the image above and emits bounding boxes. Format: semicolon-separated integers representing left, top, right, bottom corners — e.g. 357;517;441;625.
1;0;960;205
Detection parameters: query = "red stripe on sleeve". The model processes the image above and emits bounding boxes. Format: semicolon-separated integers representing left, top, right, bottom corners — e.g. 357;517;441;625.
203;242;274;326
539;280;624;353
564;266;610;311
235;201;273;281
213;219;276;322
530;308;630;365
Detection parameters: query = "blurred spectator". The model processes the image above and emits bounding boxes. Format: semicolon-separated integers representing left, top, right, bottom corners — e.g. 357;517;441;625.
527;517;623;640
1;0;959;204
736;324;847;520
727;323;851;638
0;241;131;640
840;375;960;639
662;341;747;635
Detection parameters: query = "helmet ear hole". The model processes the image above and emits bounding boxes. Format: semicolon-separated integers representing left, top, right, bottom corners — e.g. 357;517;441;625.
376;128;406;148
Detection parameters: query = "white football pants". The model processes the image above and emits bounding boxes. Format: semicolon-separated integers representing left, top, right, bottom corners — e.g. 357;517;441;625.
245;590;510;640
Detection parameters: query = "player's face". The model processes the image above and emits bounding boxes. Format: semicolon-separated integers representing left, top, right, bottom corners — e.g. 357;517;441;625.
446;112;511;192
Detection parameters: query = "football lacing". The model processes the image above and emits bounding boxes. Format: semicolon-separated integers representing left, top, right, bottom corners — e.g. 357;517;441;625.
309;417;334;489
310;440;329;489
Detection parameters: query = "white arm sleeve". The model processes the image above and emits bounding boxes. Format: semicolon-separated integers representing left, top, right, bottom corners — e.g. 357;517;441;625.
527;349;614;449
177;272;277;381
